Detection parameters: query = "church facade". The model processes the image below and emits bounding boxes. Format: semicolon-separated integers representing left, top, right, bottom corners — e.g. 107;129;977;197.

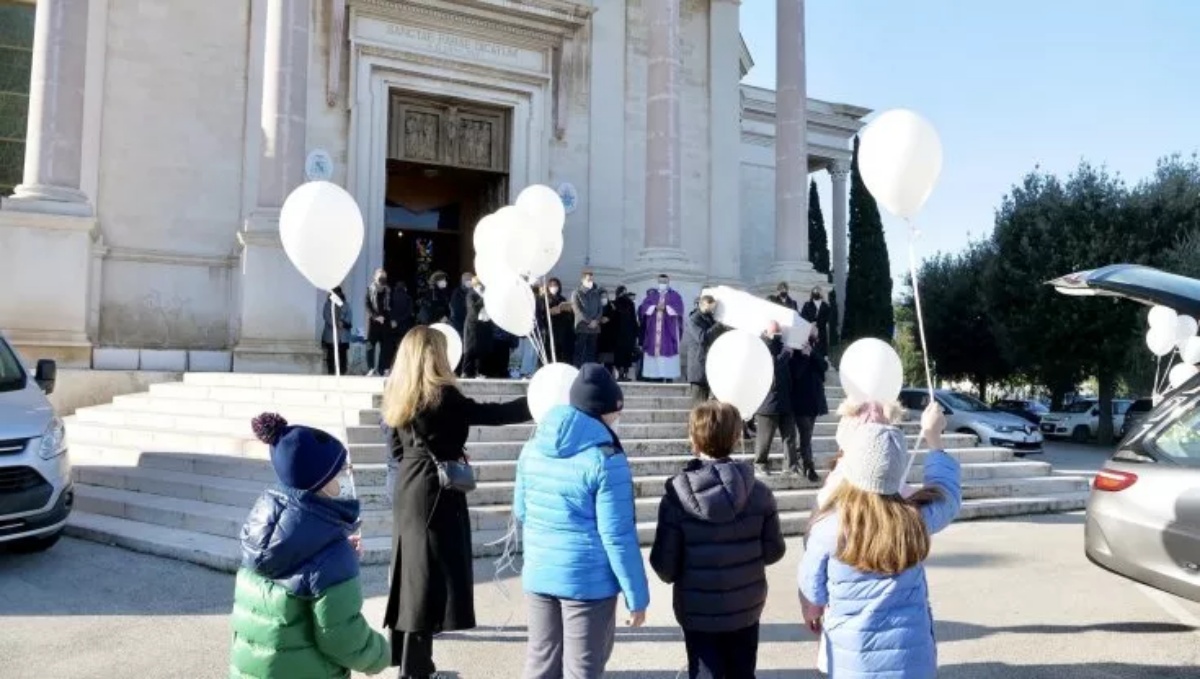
0;0;867;373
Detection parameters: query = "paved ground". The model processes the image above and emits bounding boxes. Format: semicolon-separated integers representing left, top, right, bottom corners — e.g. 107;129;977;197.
2;443;1198;678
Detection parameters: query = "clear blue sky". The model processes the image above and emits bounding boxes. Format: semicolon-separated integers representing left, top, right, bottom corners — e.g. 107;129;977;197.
740;0;1200;289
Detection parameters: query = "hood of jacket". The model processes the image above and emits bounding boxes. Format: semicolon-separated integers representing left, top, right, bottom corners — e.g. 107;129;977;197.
240;486;361;585
669;458;755;524
526;404;617;459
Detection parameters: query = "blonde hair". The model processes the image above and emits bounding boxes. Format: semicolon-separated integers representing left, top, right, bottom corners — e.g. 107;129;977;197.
814;482;931;576
381;326;457;429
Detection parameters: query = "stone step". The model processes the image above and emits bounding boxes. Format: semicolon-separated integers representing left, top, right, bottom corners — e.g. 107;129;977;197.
72;459;1088;522
64;491;1091;574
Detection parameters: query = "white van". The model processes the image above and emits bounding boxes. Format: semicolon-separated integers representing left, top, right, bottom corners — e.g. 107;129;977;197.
0;333;71;552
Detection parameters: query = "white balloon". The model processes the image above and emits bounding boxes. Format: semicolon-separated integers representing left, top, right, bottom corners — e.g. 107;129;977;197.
473;212;505;254
839;338;904;403
1148;305;1177;330
1169;362;1199;389
1176;315;1198;347
279;181;364;291
522;226;564;279
1146;326;1176;357
858;109;943;219
474;249;514;288
705;330;774;418
483;273;536;336
527;362;579;423
430;323;462;371
1183;336;1200;365
516;184;566;234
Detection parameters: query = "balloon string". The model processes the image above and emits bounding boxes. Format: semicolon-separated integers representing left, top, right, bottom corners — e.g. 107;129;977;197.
1153;355;1163;399
329;290;362;534
907;222;936;402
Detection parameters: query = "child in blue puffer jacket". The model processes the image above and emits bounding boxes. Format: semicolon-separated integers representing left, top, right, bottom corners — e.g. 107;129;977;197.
798;402;962;678
514;364;650;679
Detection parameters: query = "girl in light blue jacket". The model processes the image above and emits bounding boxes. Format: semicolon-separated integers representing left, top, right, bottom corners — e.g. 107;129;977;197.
514;364;650;679
799;403;962;678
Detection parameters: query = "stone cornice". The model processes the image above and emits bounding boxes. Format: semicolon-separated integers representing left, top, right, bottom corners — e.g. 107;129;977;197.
351;0;591;42
358;43;550;84
103;245;238;269
738;33;754;78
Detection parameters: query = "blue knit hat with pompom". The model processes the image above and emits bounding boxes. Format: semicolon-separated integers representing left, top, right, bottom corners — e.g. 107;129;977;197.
252;413;347;492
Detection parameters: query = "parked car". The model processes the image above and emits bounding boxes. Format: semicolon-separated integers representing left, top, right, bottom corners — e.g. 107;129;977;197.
1039;399;1132;442
898;388;1044;456
1121;398;1155;438
992;399;1050;424
1051;263;1200;602
0;333;70;553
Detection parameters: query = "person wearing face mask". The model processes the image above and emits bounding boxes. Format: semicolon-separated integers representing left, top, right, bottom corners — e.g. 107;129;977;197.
612;286;640;381
753;321;804;477
769;282;799;312
638;274;685;382
536;277;575;365
416;271;452;326
461;275;491;379
597;289;619;376
514;363;650;678
801;286;832;356
449;272;474;337
684;295;726;406
366;268;392;376
230;413;389;678
571;269;604;367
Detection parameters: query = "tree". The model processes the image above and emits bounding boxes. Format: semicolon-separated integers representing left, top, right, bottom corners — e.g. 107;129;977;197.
842;136;894;342
985;163;1138;443
893;302;928;389
808;180;831;278
911;242;1010;400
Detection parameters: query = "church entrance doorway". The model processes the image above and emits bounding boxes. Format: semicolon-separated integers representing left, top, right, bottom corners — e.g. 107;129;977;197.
382;92;510;306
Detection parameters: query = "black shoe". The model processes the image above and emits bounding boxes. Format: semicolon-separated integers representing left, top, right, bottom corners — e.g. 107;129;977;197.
804;464;819;483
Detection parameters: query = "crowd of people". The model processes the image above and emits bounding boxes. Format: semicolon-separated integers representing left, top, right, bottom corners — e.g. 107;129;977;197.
230;323;964;679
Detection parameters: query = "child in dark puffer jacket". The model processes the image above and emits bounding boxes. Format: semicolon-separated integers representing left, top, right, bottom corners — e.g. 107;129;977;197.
650;401;787;679
229;413;389;678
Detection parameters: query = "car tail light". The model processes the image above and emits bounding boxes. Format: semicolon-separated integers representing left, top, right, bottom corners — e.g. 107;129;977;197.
1094;468;1138;492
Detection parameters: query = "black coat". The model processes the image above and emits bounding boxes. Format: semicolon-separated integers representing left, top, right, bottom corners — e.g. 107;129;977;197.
390;284;415;337
769;293;799;312
598;302;618;355
801;299;832;353
791;350;829;418
684;309;724;386
449;285;470;336
384;387;531;634
613;296;640;368
367;283;391;342
417;288;451;326
649;458;785;633
535;293;574;364
462;290;491;357
756;337;794;416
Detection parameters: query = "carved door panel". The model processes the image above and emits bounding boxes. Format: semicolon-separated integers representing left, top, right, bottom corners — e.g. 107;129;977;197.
389;95;509;173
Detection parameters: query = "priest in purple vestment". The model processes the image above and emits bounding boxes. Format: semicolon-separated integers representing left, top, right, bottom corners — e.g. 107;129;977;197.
637;274;686;381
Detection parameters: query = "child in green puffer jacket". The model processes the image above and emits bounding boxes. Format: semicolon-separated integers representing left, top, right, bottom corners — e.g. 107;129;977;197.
229;413;390;678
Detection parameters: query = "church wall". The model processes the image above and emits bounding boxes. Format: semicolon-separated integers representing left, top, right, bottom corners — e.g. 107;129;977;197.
545;26;594;286
740;140;776;285
94;1;252;348
679;0;711;277
622;0;649;275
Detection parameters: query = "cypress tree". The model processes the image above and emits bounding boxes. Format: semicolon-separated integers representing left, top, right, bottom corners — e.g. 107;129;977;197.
808;180;831;278
841;135;895;342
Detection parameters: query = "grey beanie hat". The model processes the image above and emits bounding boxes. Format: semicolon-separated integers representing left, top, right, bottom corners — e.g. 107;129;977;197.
840;423;909;495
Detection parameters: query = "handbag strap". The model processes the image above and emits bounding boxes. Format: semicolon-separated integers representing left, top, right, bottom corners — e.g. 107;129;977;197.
408;420;466;465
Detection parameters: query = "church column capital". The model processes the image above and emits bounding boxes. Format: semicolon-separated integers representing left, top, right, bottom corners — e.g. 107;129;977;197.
830;160;851;180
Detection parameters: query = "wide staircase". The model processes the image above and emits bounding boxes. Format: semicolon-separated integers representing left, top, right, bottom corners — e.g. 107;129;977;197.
62;374;1090;572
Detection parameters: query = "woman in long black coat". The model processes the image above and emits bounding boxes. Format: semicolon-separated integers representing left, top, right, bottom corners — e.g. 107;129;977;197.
612;286;640;380
461;278;491;378
382;326;530;677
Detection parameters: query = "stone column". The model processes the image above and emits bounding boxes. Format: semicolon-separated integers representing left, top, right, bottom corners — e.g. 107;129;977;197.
0;0;97;367
762;0;821;293
234;0;322;373
708;0;742;284
830;160;850;329
7;0;91;214
631;0;694;292
586;0;626;283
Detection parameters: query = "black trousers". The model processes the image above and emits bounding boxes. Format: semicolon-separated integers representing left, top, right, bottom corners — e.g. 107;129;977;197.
322;342;348;376
683;623;760;679
574;331;599;366
796;415;817;468
688;383;711;406
753;413;800;470
391;630;435;677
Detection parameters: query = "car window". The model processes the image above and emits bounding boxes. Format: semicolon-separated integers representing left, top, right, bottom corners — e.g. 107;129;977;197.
1066;401;1096;413
1030;402;1050;413
941;392;988;412
900;391;928;410
1114;401;1132;416
1151;408;1200;468
0;338;27;393
1130;399;1154;413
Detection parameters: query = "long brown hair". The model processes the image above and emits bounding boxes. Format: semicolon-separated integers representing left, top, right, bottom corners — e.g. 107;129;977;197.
814;482;932;576
381;326;457;429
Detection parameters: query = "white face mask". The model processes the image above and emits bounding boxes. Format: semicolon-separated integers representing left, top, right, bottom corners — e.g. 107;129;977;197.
583;280;594;290
658;283;668;292
549;286;560;295
328;467;357;500
436;280;447;290
600;297;609;305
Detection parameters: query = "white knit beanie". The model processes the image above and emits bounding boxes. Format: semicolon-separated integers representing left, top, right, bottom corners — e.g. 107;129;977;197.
839;423;909;496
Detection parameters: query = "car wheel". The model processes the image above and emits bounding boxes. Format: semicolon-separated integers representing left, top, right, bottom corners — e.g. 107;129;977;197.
956;428;982;445
1071;425;1091;444
7;530;63;554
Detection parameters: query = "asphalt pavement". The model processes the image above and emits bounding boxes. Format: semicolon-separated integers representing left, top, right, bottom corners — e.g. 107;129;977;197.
1;442;1197;678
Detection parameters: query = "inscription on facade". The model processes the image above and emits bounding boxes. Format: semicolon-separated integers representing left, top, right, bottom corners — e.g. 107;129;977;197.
355;17;545;73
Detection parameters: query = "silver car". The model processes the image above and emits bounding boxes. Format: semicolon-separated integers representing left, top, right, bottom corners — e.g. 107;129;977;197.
899;388;1044;456
1051;264;1200;602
